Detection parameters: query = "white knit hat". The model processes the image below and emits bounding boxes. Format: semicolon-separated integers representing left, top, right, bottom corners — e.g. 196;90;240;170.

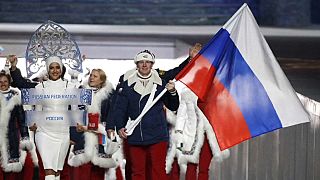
46;56;63;72
134;50;155;64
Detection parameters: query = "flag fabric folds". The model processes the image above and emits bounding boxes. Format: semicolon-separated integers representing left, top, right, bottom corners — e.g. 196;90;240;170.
175;3;310;150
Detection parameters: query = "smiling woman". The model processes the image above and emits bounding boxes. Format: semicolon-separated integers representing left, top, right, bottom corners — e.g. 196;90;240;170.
48;63;62;81
0;73;10;91
68;67;119;180
30;56;79;180
0;72;35;179
88;69;106;88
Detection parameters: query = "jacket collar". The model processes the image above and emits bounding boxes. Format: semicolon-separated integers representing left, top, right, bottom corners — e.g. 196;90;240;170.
126;69;162;97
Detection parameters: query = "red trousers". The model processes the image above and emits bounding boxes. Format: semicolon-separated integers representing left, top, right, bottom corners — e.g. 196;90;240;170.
128;141;168;180
167;158;180;180
186;137;213;180
0;168;3;180
123;140;132;180
115;166;124;180
71;163;104;180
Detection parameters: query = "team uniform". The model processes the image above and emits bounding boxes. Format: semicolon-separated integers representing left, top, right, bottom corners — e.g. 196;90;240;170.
69;81;123;179
0;87;37;179
113;68;179;180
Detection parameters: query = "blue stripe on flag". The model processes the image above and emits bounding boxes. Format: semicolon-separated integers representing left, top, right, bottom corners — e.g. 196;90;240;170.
198;29;230;67
201;29;283;137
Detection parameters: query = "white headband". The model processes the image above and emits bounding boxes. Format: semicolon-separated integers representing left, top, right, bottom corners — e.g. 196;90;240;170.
134;52;155;64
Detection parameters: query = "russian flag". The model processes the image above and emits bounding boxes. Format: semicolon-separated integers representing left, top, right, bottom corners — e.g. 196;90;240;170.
98;134;106;145
175;4;310;150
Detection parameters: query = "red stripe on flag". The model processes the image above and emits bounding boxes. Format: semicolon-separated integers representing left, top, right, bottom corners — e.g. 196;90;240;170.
98;134;103;144
198;77;252;150
177;54;252;150
176;55;215;101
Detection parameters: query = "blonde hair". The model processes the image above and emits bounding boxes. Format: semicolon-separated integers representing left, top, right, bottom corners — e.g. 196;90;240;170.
6;54;17;62
91;69;107;87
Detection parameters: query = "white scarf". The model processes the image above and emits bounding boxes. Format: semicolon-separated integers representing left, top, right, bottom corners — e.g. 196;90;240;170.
128;69;162;98
127;69;162;98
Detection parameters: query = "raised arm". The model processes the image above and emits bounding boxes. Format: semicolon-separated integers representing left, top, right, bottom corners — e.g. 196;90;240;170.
8;55;38;89
157;43;202;83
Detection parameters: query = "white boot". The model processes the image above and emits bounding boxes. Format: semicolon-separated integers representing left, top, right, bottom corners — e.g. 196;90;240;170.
45;175;55;180
55;175;60;180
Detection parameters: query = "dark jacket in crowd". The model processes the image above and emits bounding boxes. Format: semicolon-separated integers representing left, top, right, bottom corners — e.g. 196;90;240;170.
113;78;179;145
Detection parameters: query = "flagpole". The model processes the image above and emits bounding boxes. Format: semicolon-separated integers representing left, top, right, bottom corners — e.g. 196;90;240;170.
125;80;177;135
125;88;167;135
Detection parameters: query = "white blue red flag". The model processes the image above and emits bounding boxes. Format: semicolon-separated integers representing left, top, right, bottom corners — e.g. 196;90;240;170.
175;3;310;150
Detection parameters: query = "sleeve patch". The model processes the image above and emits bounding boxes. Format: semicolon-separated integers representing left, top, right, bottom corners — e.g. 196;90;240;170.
158;70;166;76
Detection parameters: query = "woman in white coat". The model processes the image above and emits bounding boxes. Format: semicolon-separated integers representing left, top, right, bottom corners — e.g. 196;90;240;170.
30;56;77;180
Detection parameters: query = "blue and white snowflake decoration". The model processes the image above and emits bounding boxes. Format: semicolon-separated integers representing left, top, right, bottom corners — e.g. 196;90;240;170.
80;89;93;105
25;20;83;78
21;89;30;104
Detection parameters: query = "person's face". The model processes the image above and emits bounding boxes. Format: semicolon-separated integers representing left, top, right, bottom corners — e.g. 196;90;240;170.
89;70;103;88
48;62;62;81
136;60;153;76
0;76;10;91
